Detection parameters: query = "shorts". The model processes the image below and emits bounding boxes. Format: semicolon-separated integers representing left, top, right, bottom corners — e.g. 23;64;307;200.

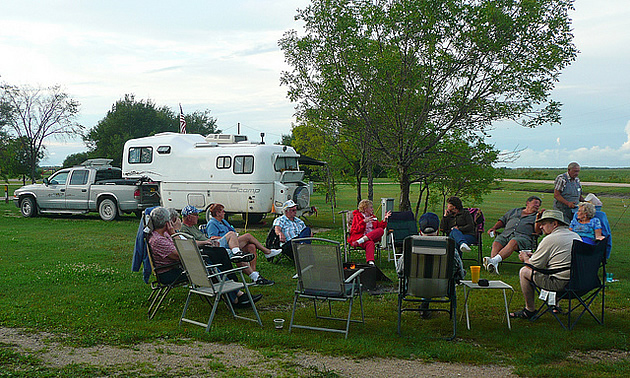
495;233;535;251
532;271;569;292
217;236;230;251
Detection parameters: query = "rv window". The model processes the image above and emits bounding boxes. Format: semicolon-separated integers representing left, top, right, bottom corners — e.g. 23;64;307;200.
69;170;89;185
128;147;153;164
157;146;171;154
216;156;232;169
233;156;254;174
274;157;299;172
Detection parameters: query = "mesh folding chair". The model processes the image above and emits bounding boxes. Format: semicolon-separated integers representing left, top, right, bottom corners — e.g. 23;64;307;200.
387;211;418;262
398;235;457;340
172;232;262;332
464;208;484;264
530;238;608;330
289;237;365;339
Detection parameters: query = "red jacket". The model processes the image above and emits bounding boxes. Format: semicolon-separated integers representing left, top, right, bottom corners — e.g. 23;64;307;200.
348;209;387;244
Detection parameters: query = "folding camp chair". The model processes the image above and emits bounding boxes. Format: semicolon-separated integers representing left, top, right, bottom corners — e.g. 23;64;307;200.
339;210;383;262
387;211;418;262
530;238;608;330
398;235;457;340
289;237;365;339
172;232;262;332
464;208;484;264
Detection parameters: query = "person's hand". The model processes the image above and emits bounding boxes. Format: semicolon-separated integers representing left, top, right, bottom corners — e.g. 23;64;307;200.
487;228;495;236
568;201;576;208
278;233;286;242
384;211;392;220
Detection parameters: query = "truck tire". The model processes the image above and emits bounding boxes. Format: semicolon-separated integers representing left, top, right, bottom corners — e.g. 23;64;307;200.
20;196;38;218
99;198;118;221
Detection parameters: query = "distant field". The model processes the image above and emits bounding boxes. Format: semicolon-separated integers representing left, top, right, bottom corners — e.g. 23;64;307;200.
499;167;630;183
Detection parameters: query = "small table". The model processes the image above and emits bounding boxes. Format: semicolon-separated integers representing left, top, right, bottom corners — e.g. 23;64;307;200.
460;280;515;330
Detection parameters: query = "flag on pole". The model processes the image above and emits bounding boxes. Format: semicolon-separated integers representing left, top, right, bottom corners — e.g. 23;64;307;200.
179;104;187;134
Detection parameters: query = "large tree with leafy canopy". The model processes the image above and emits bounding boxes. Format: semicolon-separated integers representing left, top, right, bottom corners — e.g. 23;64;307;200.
279;0;577;211
84;95;219;166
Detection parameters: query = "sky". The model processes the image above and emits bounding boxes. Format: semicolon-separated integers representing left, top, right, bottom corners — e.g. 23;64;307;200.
1;0;629;168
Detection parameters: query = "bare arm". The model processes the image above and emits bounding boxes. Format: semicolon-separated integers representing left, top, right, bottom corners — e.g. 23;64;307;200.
554;189;576;208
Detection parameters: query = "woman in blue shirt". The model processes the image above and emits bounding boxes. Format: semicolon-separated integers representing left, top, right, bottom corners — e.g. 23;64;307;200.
569;202;604;245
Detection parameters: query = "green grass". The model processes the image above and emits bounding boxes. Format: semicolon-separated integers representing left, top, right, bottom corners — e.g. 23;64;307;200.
0;181;629;377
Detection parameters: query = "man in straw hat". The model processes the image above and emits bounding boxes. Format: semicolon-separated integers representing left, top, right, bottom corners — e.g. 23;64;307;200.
509;210;580;320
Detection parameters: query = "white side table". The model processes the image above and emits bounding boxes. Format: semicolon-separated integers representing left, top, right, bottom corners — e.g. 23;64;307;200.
460;280;515;330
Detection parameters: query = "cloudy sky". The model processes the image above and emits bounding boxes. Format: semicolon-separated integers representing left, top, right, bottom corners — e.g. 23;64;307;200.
1;0;629;168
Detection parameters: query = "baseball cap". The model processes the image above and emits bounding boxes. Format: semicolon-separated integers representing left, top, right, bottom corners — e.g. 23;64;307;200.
283;200;297;209
418;212;440;234
181;205;202;217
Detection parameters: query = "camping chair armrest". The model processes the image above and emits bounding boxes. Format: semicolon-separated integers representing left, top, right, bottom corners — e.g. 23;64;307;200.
207;265;247;278
345;268;365;283
524;263;569;275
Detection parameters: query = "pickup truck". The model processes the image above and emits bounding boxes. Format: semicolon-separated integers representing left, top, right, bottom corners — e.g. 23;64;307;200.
13;159;160;221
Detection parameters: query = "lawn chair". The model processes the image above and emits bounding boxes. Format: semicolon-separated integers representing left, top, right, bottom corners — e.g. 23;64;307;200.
339;210;383;262
172;232;262;332
530;238;608;330
464;208;484;264
387;211;418;262
289;237;365;339
398;235;457;340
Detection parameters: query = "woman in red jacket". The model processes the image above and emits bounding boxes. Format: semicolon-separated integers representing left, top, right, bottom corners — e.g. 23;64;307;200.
348;199;391;265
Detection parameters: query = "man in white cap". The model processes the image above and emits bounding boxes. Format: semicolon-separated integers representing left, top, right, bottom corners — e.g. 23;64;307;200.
273;200;312;259
510;210;579;320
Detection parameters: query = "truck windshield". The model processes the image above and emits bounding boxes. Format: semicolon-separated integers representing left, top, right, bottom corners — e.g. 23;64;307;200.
275;157;299;172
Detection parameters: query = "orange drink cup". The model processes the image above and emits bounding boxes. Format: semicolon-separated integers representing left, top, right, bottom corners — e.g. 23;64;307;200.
470;266;481;283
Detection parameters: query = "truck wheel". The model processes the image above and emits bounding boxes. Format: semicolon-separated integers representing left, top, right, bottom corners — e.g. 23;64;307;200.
242;212;265;224
20;197;38;218
99;198;118;221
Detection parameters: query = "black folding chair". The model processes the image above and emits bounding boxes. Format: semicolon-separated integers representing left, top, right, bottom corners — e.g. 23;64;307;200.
530;238;608;330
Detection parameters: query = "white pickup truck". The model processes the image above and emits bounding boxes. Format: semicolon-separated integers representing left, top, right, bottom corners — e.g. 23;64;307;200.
13;159;160;221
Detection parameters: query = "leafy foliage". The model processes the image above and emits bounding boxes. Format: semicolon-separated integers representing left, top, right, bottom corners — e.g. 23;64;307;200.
279;0;577;210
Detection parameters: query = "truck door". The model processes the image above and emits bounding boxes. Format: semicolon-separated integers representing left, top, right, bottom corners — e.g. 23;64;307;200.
40;171;70;209
65;169;90;210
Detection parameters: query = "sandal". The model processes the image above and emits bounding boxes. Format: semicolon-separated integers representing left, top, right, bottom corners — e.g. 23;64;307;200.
509;308;538;319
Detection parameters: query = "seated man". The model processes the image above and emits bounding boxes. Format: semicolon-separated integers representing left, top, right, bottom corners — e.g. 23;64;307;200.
483;196;543;274
510;210;580;319
273;200;313;260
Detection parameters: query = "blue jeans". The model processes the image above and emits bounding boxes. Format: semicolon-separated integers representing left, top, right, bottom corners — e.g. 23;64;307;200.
449;228;477;255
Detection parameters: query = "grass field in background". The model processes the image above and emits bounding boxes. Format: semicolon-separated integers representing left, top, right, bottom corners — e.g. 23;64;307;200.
1;179;629;377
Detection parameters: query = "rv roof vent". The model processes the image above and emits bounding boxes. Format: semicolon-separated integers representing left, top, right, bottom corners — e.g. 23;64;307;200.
205;134;249;144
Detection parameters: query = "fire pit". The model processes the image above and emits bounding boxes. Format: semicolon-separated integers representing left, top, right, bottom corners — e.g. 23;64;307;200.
343;262;391;290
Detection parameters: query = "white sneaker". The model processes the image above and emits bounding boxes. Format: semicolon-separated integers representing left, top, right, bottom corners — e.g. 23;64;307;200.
483;256;500;275
483;256;490;271
460;243;471;253
267;249;282;258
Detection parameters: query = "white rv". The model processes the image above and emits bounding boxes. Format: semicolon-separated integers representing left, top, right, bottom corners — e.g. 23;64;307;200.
121;133;310;223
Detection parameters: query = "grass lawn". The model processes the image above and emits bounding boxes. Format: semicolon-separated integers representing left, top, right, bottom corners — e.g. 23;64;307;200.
0;181;629;377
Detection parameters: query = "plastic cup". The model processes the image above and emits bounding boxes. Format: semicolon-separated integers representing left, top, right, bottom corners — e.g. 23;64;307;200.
274;318;285;329
606;273;613;283
470;266;481;284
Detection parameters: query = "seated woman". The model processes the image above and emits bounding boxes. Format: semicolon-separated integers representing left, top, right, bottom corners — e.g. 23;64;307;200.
440;196;476;257
148;207;187;285
569;202;604;245
348;199;391;265
206;203;279;286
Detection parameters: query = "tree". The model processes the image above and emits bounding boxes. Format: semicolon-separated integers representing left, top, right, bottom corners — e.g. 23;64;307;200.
62;152;91;168
84;95;220;167
0;84;83;183
279;0;577;211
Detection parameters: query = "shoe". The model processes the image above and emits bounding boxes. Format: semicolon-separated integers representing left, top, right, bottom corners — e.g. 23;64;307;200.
509;307;537;319
231;250;255;263
460;243;471;253
233;293;263;308
488;260;500;275
483;256;490;271
266;249;282;258
255;276;275;286
368;260;375;266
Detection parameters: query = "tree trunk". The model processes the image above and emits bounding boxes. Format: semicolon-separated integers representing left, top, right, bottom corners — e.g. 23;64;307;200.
367;157;374;202
398;168;411;212
355;171;362;206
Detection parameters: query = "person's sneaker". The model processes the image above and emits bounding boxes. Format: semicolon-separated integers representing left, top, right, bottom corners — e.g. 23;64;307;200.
255;276;275;286
231;250;255;263
486;258;500;275
233;293;263;308
460;243;472;253
483;256;490;271
266;249;282;258
368;260;375;266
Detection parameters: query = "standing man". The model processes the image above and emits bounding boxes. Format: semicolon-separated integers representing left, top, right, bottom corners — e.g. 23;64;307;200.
483;196;543;274
553;162;585;223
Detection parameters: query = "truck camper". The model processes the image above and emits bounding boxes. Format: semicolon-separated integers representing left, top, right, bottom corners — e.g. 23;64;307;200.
122;133;310;223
